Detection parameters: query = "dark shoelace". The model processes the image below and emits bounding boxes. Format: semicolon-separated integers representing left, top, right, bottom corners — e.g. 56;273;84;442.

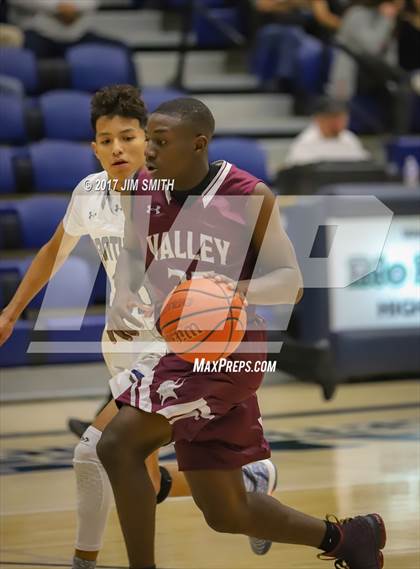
317;515;352;568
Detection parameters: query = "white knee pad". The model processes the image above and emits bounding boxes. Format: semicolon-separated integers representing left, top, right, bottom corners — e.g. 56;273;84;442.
73;426;113;552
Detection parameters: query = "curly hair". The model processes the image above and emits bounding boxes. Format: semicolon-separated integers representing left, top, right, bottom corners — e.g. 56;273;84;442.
90;84;148;132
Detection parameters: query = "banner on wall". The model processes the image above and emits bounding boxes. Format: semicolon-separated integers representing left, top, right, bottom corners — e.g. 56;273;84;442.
328;216;420;332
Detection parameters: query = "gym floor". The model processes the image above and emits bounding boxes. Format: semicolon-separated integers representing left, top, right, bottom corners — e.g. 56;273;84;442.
1;378;419;569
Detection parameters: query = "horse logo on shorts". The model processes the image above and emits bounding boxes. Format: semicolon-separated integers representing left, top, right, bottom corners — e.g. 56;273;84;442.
157;378;186;405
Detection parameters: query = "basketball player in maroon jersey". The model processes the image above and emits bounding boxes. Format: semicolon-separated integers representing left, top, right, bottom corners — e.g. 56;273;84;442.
99;98;387;569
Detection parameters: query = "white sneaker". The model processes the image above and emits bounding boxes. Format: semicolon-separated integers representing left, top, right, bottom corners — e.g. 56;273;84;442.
242;458;278;555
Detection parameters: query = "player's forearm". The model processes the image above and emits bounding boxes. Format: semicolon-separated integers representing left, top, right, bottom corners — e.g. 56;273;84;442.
239;267;303;305
3;243;66;321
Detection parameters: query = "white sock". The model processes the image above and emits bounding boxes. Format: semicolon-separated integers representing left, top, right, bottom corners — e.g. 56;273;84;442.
73;426;113;552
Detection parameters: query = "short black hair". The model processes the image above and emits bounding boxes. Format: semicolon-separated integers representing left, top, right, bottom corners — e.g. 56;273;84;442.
91;84;148;131
152;97;215;137
312;96;348;116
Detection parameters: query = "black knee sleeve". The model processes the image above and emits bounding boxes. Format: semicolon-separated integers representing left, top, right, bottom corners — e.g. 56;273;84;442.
156;466;172;504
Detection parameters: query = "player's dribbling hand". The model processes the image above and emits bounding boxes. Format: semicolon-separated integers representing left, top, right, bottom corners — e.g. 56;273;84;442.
200;272;248;307
106;290;154;343
0;310;15;347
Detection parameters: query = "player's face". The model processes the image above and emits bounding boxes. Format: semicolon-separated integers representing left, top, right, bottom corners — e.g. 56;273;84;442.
92;115;146;182
145;113;207;183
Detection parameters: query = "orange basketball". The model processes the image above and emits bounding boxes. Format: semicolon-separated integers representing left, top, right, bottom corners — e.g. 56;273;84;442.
160;277;247;363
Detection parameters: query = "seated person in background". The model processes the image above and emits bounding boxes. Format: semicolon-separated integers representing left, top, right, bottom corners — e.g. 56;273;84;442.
255;0;349;34
250;0;348;88
7;0;100;58
284;96;370;167
329;0;402;99
328;0;414;134
250;0;310;87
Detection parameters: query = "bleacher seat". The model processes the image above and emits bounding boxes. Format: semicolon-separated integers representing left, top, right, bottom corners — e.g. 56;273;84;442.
40;90;92;141
0;196;68;249
142;87;185;112
0;258;42;309
0;257;104;366
29;141;98;193
0;320;33;367
209;137;269;182
0;255;97;310
0;95;27;144
0;200;20;249
33;254;97;310
0;315;105;367
0;48;38;94
66;43;136;92
0;74;24;97
386;137;420;171
0;148;17;194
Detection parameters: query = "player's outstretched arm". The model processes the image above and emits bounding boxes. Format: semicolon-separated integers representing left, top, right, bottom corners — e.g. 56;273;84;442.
0;222;80;346
241;182;303;305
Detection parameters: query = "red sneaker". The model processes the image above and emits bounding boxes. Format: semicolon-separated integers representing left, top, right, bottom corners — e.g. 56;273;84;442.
318;514;386;569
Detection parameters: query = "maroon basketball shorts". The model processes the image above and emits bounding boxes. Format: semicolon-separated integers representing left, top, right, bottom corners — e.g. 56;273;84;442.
109;325;271;470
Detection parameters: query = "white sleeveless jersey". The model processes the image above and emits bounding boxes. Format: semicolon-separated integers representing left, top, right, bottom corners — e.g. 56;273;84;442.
63;170;159;339
63;171;125;293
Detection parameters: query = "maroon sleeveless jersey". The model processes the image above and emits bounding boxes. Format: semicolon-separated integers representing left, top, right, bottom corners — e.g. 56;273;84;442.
116;161;271;468
133;160;263;308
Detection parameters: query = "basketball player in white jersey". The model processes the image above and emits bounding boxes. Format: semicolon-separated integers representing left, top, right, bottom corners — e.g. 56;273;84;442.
0;85;278;569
